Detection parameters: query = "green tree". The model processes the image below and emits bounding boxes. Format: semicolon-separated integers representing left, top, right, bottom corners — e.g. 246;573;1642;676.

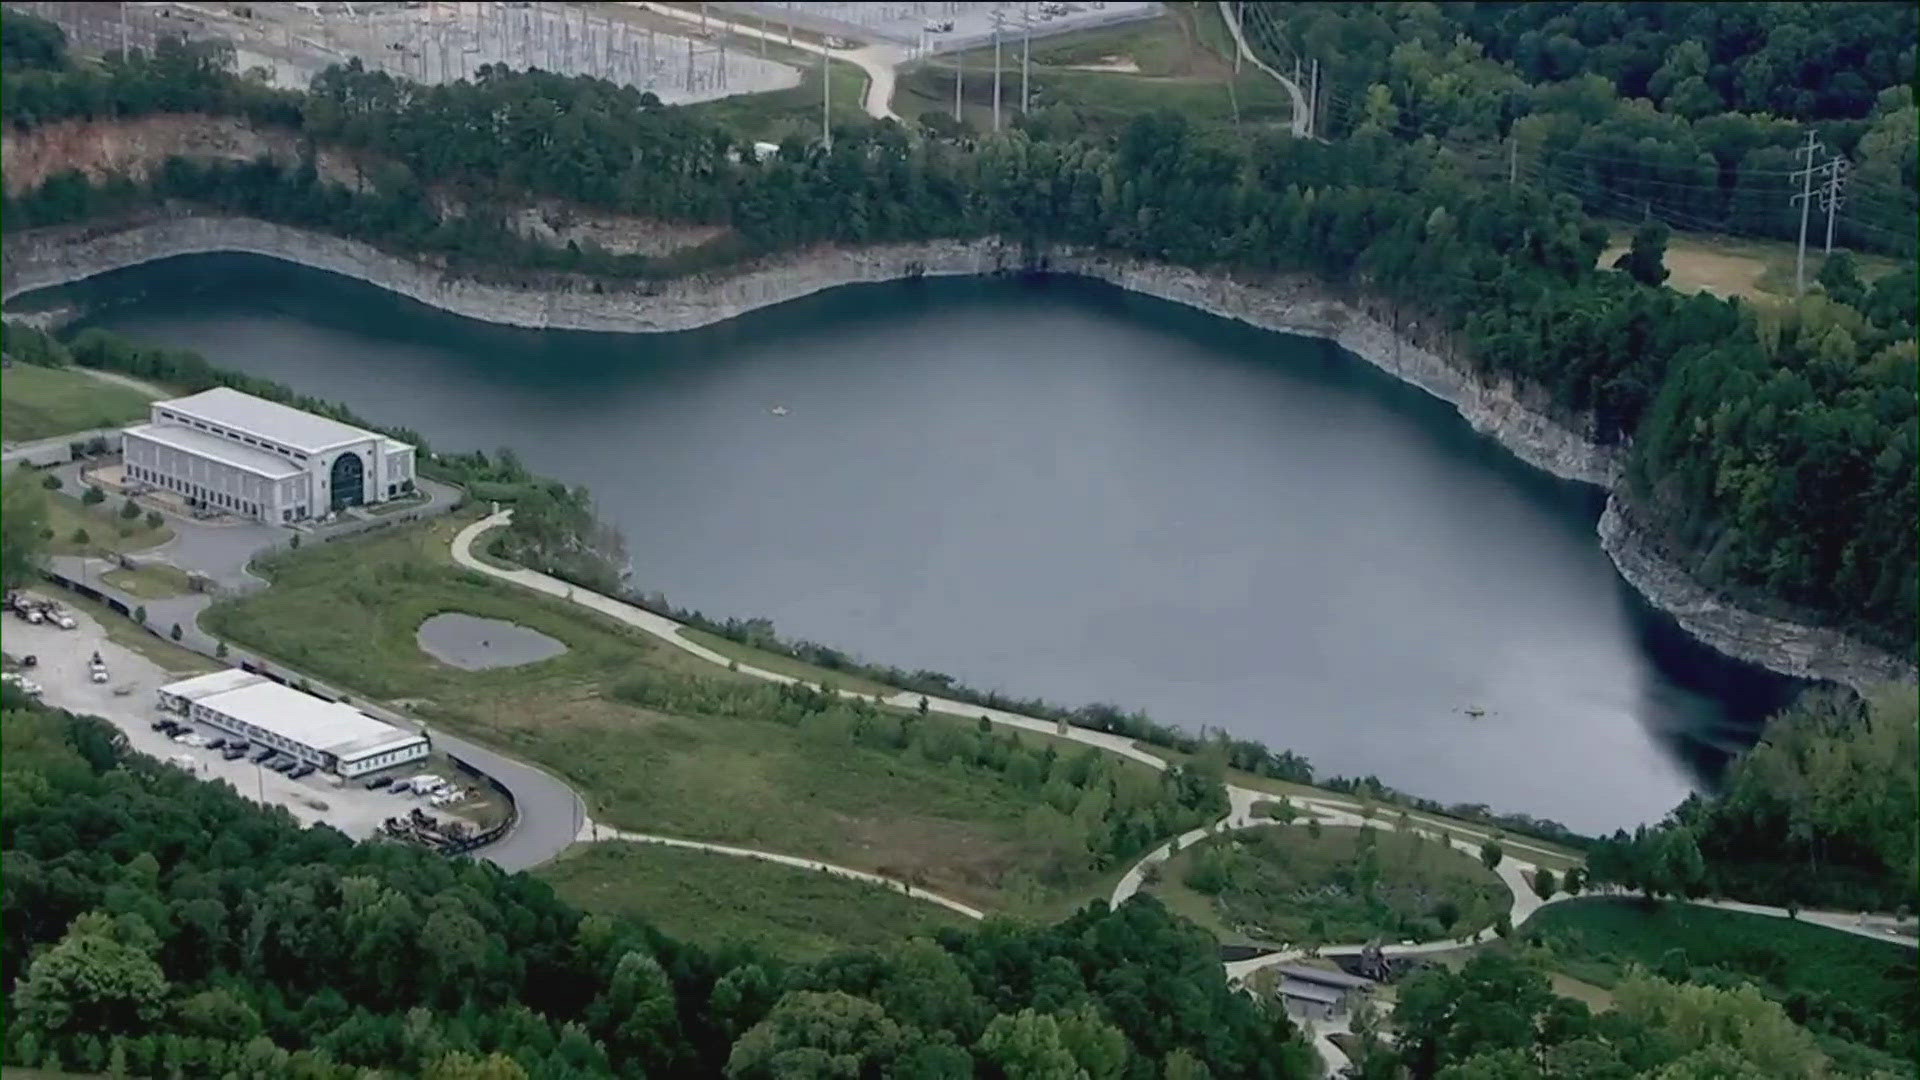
1532;868;1557;900
976;1009;1084;1080
1;469;49;588
726;991;905;1079
1613;221;1672;287
14;913;169;1039
144;510;162;530
120;497;140;520
423;1052;530;1080
1481;840;1504;871
169;622;182;641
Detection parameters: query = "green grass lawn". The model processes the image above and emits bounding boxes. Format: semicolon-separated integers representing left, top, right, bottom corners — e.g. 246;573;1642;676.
541;841;973;960
1146;824;1508;949
893;8;1291;135
203;515;1170;916
43;488;173;557
100;561;195;599
1524;898;1919;1074
686;52;872;144
0;363;156;443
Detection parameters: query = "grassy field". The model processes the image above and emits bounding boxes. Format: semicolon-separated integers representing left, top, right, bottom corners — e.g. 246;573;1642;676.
1596;229;1902;305
1140;746;1589;872
42;487;173;557
0;363;156;444
99;561;194;599
52;590;218;676
541;841;973;960
203;514;1163;916
893;7;1291;135
1146;824;1508;948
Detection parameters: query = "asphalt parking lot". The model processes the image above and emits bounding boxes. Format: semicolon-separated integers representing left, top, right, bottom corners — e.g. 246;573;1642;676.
2;599;455;841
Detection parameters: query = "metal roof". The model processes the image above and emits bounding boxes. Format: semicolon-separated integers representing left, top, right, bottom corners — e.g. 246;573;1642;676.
1277;979;1346;1005
157;668;268;701
159;672;427;760
1274;964;1377;990
157;387;404;455
125;423;305;479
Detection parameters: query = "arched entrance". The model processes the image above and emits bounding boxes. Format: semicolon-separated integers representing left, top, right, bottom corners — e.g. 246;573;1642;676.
329;451;366;512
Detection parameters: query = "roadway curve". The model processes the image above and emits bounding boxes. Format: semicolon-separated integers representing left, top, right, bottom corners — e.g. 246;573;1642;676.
622;1;902;121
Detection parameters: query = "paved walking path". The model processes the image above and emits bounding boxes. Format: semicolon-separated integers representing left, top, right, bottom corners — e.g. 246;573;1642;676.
1217;0;1311;139
578;818;985;920
622;1;903;120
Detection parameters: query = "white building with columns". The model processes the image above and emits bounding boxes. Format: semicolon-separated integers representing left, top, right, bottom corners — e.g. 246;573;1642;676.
121;388;416;525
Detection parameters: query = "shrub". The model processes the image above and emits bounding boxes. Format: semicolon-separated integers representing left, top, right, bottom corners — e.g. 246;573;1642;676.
1533;868;1557;900
70;527;90;544
145;510;162;529
169;623;182;641
1481;840;1505;871
40;473;60;490
215;641;228;659
82;486;105;505
120;497;140;519
134;605;147;624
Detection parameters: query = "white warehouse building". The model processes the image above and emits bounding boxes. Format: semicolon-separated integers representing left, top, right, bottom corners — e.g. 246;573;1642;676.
156;670;430;778
121;388;416;524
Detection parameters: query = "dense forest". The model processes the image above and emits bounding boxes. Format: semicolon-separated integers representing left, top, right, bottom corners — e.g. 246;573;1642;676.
1239;1;1919;254
3;15;1912;659
0;691;1317;1078
1584;688;1919;914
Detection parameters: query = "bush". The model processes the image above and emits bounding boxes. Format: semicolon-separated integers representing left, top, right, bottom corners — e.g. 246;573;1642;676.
120;497;141;519
145;510;163;529
40;473;60;490
70;527;89;544
81;486;105;505
134;605;147;623
215;641;228;659
169;623;182;641
1533;868;1557;900
1481;840;1504;871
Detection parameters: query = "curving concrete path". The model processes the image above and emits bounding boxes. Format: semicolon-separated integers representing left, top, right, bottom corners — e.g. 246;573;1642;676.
622;1;902;121
578;818;984;920
1217;0;1311;139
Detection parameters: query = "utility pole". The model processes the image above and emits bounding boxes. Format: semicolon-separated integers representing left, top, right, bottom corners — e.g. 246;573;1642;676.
822;45;831;147
1308;59;1319;140
1508;136;1518;187
1789;129;1825;296
1021;1;1032;115
954;48;963;121
992;7;1003;133
1819;155;1849;254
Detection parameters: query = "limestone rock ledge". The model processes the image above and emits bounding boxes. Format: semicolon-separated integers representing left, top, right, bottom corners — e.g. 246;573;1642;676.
5;214;1912;690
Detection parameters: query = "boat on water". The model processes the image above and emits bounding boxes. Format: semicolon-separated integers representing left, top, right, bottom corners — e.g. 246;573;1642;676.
769;405;789;416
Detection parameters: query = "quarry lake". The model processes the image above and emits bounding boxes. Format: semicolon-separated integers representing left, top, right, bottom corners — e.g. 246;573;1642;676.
65;253;1802;833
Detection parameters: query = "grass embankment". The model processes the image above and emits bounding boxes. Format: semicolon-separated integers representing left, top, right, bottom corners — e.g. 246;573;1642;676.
61;591;217;676
894;8;1291;135
541;841;973;960
1525;898;1919;1074
204;514;1186;920
0;363;156;443
677;626;900;698
1146;823;1508;949
99;562;194;599
43;488;173;557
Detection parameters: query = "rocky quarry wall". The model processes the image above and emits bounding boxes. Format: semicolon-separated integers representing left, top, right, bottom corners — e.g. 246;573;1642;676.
5;211;1913;693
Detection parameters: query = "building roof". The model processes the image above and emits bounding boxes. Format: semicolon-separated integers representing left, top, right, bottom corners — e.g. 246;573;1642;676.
158;387;405;455
1273;964;1377;990
125;423;306;479
159;672;427;760
157;668;268;702
1277;979;1346;1006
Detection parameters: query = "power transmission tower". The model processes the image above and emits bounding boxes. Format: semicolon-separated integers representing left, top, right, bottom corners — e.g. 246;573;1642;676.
1789;129;1826;296
1819;156;1850;254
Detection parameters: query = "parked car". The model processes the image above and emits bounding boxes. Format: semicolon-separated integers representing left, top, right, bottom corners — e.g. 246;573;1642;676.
222;747;246;761
150;719;171;731
207;737;226;750
289;763;316;780
271;758;297;773
252;747;277;764
364;775;393;790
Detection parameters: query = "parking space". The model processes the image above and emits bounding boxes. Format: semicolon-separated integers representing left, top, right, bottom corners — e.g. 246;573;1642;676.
2;602;491;842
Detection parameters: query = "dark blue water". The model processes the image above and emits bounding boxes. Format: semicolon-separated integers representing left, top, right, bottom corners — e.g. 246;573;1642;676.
61;255;1801;832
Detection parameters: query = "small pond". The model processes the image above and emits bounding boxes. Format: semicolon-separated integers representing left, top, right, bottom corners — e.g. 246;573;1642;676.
417;613;567;670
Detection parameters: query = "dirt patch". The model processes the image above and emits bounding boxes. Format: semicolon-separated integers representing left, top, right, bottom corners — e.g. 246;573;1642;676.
1598;240;1768;300
1;114;365;194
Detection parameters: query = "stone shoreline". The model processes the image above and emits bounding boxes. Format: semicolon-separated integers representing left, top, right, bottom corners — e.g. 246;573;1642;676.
5;214;1912;690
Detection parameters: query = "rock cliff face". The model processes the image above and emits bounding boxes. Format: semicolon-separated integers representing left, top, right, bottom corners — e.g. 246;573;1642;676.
4;213;1912;691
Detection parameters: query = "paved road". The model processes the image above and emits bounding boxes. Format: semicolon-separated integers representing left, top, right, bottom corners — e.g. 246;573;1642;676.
1217;0;1311;138
623;1;903;120
583;820;984;920
2;426;121;465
